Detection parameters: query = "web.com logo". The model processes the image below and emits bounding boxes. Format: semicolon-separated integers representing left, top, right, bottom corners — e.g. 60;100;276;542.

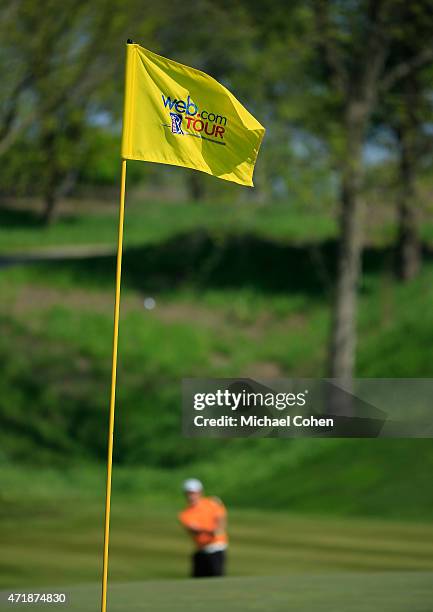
162;94;227;141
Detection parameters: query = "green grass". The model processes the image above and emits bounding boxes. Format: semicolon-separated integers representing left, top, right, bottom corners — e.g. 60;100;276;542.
62;573;433;612
3;573;433;611
3;198;433;257
1;232;433;517
1;198;433;600
0;199;336;253
1;465;432;606
1;486;433;590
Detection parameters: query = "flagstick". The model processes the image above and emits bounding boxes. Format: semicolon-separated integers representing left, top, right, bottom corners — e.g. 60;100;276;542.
101;158;127;612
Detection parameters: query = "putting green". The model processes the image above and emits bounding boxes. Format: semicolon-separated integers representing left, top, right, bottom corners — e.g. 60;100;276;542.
1;573;432;612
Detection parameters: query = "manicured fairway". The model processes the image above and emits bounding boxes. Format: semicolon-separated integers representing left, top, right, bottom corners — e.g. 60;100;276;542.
1;573;433;612
1;499;433;589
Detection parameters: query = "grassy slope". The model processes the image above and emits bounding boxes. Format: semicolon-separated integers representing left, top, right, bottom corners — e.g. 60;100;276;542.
2;197;433;253
1;199;433;525
0;200;337;252
2;257;433;518
1;200;433;605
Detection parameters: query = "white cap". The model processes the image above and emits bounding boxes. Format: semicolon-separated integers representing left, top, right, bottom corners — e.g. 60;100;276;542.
183;478;203;493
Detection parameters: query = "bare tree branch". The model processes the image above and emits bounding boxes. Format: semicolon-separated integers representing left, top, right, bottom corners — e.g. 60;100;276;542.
0;74;32;147
357;16;389;109
381;46;433;92
0;110;36;156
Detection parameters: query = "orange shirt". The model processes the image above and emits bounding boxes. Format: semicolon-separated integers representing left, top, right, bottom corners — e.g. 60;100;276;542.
179;496;228;550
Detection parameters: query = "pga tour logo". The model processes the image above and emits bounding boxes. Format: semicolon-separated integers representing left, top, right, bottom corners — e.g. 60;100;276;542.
170;113;183;134
162;94;227;140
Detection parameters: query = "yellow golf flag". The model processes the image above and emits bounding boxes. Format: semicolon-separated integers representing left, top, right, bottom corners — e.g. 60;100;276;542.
121;44;265;186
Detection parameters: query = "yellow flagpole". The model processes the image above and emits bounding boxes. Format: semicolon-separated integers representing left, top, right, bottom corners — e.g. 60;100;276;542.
101;158;127;612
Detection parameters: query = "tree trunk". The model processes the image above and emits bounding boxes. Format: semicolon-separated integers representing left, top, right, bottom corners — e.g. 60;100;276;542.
328;109;365;383
395;84;421;281
329;166;364;381
42;189;57;226
41;164;62;226
188;172;205;202
396;183;420;282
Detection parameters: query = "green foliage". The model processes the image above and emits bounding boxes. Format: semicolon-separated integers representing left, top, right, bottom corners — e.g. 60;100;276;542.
1;0;433;209
0;201;433;524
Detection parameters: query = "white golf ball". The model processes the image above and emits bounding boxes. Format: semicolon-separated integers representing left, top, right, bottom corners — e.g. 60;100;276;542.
143;297;156;310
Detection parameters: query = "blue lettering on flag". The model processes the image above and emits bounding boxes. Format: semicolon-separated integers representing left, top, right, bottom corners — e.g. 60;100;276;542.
162;95;176;109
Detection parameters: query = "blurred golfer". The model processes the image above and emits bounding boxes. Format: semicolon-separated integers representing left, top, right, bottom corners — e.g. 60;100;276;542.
179;478;228;578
